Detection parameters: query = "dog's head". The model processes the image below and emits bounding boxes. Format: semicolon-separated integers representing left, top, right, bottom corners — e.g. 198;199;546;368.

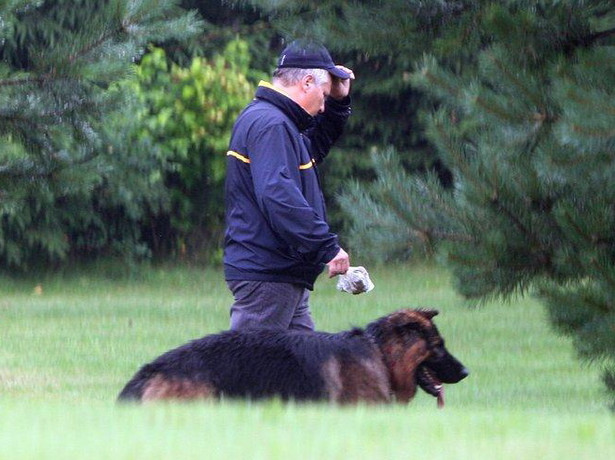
366;308;469;406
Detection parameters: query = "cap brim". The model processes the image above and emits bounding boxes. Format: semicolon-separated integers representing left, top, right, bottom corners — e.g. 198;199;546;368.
327;66;351;79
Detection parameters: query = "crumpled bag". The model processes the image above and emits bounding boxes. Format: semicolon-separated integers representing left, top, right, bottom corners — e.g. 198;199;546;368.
336;266;375;295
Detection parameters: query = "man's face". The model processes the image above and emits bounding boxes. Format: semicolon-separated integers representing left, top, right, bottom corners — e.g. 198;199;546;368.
303;74;332;116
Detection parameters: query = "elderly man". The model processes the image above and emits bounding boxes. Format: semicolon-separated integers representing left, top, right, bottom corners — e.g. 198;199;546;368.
223;40;355;331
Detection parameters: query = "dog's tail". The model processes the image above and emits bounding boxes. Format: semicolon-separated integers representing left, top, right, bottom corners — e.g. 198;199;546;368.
117;365;156;403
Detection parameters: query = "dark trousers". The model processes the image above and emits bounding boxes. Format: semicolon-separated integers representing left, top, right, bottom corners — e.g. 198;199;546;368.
227;280;315;331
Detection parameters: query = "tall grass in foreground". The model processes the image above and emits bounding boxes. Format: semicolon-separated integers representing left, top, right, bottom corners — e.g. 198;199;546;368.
0;263;613;459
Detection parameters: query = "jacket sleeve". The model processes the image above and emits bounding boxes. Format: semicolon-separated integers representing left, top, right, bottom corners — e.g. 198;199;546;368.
248;123;340;264
307;96;351;165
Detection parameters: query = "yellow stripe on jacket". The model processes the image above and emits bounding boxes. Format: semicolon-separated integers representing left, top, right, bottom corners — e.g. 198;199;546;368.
227;150;314;170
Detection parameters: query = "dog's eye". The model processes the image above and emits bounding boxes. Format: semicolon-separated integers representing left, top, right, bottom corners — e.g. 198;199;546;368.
431;340;446;356
431;347;446;359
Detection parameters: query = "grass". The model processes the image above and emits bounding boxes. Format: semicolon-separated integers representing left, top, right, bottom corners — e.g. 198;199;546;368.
0;263;613;459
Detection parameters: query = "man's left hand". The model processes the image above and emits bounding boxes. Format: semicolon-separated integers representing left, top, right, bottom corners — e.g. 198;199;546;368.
330;66;355;100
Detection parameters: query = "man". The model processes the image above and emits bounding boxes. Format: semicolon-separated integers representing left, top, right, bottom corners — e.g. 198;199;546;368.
223;40;355;331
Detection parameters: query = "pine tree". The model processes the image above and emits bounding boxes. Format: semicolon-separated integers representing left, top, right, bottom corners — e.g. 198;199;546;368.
338;1;615;402
0;0;201;269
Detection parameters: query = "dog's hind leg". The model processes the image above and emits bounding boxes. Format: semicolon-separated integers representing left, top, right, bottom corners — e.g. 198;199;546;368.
141;374;219;402
117;365;156;402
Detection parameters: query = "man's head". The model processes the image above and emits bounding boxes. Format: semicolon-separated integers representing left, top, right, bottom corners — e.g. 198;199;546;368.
272;40;350;116
276;40;351;80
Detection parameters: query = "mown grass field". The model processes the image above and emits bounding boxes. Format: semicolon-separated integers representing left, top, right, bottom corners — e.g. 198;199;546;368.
0;263;613;459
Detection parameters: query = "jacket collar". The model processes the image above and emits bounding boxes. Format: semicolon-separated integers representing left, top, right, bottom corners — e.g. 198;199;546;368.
255;81;314;131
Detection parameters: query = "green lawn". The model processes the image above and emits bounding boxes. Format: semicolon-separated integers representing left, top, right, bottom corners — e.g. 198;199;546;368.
0;263;613;459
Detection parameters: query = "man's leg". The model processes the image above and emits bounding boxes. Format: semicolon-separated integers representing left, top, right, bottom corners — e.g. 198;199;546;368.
289;288;315;331
227;281;313;330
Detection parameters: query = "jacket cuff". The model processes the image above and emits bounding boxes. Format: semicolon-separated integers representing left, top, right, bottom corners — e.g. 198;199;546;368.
321;243;341;266
326;96;351;115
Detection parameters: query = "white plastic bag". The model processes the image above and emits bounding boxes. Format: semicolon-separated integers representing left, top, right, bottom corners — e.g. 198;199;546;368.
336;266;375;295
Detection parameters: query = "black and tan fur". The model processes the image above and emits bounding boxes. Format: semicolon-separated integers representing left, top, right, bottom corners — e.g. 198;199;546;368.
117;308;468;405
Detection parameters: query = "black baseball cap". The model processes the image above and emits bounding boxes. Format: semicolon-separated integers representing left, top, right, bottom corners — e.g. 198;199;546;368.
277;40;351;80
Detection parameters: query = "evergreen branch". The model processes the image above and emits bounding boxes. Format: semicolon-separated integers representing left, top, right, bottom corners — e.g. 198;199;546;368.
432;120;472;176
490;195;551;268
199;20;271;42
587;27;615;44
0;147;100;179
67;29;117;64
569;123;615;138
66;8;149;65
473;94;529;124
491;199;528;237
0;77;47;86
560;208;595;247
0;75;74;87
0;98;96;126
0;166;53;179
483;51;548;116
375;179;473;248
418;64;463;104
429;230;474;243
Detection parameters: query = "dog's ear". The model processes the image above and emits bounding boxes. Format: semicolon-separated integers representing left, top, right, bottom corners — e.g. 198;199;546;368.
418;309;439;320
395;318;424;331
392;309;434;332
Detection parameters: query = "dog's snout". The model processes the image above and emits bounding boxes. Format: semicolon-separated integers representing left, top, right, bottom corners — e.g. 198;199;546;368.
427;350;469;384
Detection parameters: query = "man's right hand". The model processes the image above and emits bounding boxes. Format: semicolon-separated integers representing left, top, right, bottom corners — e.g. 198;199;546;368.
327;248;350;278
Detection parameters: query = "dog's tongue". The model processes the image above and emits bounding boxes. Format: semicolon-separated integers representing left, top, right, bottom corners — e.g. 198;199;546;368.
436;385;444;408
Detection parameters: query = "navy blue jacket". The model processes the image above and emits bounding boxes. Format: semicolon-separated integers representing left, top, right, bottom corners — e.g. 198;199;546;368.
223;81;351;290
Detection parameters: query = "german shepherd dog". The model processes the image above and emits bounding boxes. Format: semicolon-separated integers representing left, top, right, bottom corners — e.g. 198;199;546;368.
117;309;469;406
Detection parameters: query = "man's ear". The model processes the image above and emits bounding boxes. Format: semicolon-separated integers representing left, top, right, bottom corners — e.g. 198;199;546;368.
302;74;315;91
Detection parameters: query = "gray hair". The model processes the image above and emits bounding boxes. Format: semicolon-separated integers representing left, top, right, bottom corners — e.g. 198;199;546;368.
272;67;330;87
